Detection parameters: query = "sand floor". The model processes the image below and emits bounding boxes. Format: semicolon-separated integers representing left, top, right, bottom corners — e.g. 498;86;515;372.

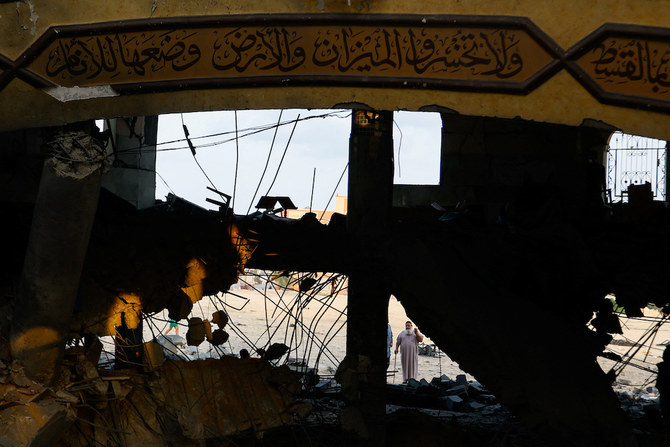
102;284;670;393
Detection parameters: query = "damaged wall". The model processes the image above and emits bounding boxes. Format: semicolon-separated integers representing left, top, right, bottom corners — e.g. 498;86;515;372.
0;354;304;447
2;2;670;141
1;108;669;446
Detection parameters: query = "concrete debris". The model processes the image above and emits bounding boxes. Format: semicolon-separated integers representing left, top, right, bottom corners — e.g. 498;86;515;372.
340;406;368;438
203;318;213;341
0;362;76;446
54;390;79;404
181;258;207;303
455;374;469;388
74;359;107;395
289;401;314;419
156;334;187;356
467;401;487;411
0;350;305;446
444;394;464;411
211;310;229;328
384;408;493;447
418;343;440;357
186;317;206;346
264;342;290;362
0;398;76;447
148;359;302;440
386;374;497;413
142;340;165;371
45;129;111;179
209;328;229;346
44;85;119;103
445;384;468;398
406;378;420;388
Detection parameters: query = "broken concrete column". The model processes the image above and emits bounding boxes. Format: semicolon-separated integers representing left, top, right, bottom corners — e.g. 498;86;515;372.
10;121;106;384
341;110;394;445
115;313;144;370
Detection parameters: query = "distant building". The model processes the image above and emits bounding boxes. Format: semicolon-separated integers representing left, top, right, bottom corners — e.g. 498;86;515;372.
286;195;347;223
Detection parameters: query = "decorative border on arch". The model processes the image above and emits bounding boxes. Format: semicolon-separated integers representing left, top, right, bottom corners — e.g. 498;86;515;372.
0;14;562;95
1;14;670;113
565;23;670;113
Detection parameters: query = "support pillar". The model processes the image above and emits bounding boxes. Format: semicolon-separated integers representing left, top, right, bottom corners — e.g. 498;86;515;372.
115;314;144;370
340;110;394;445
10;122;105;385
101;116;158;209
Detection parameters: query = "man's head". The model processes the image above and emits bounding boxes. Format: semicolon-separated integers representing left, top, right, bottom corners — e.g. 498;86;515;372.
405;321;412;330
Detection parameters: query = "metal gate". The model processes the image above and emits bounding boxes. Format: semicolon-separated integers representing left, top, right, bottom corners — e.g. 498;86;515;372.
606;132;667;203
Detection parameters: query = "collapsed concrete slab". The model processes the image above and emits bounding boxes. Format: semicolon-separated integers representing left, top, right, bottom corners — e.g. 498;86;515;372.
0;362;75;447
0;353;304;446
389;224;634;446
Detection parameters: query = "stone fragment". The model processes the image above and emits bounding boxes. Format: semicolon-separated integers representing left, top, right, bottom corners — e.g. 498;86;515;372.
210;329;229;346
443;395;464;411
0;398;75;447
478;394;498;404
406;378;421;388
211;310;228;328
289;401;313;419
186;317;205;346
446;384;468;398
55;390;79;404
340;406;368;438
203;319;213;341
75;360;107;395
468;381;486;395
467;401;486;411
143;341;165;371
264;343;289;362
646;386;659;395
455;374;469;388
10;372;34;388
85;337;103;365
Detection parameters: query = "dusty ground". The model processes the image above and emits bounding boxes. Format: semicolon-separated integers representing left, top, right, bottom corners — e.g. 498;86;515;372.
132;288;474;384
92;284;670;445
599;309;670;391
137;288;668;394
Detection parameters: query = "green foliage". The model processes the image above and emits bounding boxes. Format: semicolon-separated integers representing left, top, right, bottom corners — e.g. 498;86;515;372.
607;296;626;314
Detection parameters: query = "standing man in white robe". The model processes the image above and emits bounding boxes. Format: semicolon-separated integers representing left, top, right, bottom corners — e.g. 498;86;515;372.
386;323;393;368
394;321;423;382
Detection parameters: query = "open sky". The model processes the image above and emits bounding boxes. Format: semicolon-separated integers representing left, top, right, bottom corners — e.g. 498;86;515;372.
154;110;668;212
155;109;443;214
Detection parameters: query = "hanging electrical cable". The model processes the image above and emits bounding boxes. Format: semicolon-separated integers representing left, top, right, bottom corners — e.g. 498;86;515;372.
229;111;239;211
264;113;301;197
393;118;404;179
319;163;348;221
181;113;218;191
114;111;349;156
247;110;284;214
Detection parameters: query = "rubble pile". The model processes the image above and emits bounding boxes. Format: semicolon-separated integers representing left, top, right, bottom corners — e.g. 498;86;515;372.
615;384;664;443
0;347;307;446
386;374;499;413
0;360;76;447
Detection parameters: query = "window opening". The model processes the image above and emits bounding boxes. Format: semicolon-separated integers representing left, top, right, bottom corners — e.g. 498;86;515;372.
393;111;441;185
606;131;667;202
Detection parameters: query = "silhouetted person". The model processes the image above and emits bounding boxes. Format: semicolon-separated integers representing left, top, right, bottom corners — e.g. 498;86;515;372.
386;323;393;368
586;149;607;219
656;346;670;443
395;321;423;382
165;319;179;335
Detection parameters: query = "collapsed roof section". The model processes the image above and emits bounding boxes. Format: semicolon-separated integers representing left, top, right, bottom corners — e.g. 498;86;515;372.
1;1;670;143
